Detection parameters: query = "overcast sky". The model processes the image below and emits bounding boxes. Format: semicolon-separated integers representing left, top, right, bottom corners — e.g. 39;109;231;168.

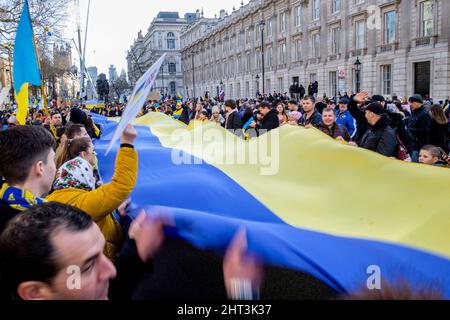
69;0;247;77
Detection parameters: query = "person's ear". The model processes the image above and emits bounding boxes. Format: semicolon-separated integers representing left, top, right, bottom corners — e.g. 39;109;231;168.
32;161;45;178
17;281;53;300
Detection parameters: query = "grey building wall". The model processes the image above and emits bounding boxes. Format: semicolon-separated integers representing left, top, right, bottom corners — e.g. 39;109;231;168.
181;0;450;101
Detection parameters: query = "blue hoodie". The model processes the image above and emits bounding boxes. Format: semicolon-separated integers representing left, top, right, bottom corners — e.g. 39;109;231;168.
336;109;357;138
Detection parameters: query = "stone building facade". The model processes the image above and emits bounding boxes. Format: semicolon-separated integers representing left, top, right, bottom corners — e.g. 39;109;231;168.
180;0;450;101
127;11;199;96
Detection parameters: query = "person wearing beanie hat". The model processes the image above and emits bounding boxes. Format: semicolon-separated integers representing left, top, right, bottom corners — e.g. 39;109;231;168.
407;94;432;161
354;102;398;157
409;94;423;104
70;108;88;126
371;95;386;104
365;102;386;116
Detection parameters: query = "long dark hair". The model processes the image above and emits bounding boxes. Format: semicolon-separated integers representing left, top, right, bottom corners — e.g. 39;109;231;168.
430;104;448;125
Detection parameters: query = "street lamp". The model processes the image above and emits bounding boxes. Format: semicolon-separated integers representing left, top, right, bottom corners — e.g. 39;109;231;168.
354;57;362;93
258;20;266;95
256;74;260;97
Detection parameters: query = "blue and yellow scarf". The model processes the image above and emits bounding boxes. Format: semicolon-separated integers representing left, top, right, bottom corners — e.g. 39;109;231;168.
0;183;46;211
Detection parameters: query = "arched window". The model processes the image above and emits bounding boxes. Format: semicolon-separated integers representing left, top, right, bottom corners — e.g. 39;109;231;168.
167;32;175;49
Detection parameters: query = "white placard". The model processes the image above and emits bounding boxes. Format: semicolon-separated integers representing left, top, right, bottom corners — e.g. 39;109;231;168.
105;54;166;155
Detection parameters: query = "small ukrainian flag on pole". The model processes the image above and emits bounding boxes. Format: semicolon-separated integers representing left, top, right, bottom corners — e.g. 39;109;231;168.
13;0;42;125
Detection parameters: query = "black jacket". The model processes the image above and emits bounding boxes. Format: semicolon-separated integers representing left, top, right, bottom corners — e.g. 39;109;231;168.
348;99;415;151
179;108;190;125
298;110;322;128
407;106;432;151
257;109;280;134
429;120;449;153
359;116;398;157
347;99;368;144
225;111;242;130
0;199;20;234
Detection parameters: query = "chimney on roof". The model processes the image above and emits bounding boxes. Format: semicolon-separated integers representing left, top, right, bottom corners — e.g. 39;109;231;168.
219;9;226;19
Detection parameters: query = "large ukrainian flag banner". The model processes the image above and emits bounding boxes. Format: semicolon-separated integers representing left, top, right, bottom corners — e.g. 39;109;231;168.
13;0;42;125
94;113;450;298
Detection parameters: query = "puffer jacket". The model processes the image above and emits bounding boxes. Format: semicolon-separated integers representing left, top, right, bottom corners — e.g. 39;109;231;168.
359;116;398;157
47;146;138;261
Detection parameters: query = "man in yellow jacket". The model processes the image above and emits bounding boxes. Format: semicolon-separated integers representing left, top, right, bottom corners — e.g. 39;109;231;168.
47;125;138;261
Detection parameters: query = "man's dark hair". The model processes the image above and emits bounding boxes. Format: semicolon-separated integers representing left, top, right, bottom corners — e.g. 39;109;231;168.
0;126;56;184
303;95;316;104
259;102;272;109
65;123;86;140
0;202;93;300
288;100;298;106
224;100;237;110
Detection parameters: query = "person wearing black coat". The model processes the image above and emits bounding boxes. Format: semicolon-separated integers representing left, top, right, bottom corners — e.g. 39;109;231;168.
299;85;306;100
347;95;369;144
256;103;280;133
348;93;415;152
407;95;432;161
224;100;242;132
358;102;398;157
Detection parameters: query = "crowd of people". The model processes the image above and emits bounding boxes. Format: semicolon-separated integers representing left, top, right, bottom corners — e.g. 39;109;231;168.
0;89;449;301
87;90;450;166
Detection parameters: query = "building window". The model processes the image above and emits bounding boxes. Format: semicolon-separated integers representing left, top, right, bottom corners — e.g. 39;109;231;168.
170;82;176;94
420;0;434;37
355;0;365;4
266;79;271;93
384;11;397;44
332;0;341;13
268;47;273;66
168;62;176;73
246;53;251;71
313;33;320;58
295;6;301;28
381;65;392;95
332;27;341;54
278;77;284;92
313;0;321;20
355;20;366;49
296;39;302;61
247;29;253;45
280;12;286;33
167;32;175;50
256;50;261;69
158;38;163;49
280;43;286;64
268;19;273;38
329;71;338;97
